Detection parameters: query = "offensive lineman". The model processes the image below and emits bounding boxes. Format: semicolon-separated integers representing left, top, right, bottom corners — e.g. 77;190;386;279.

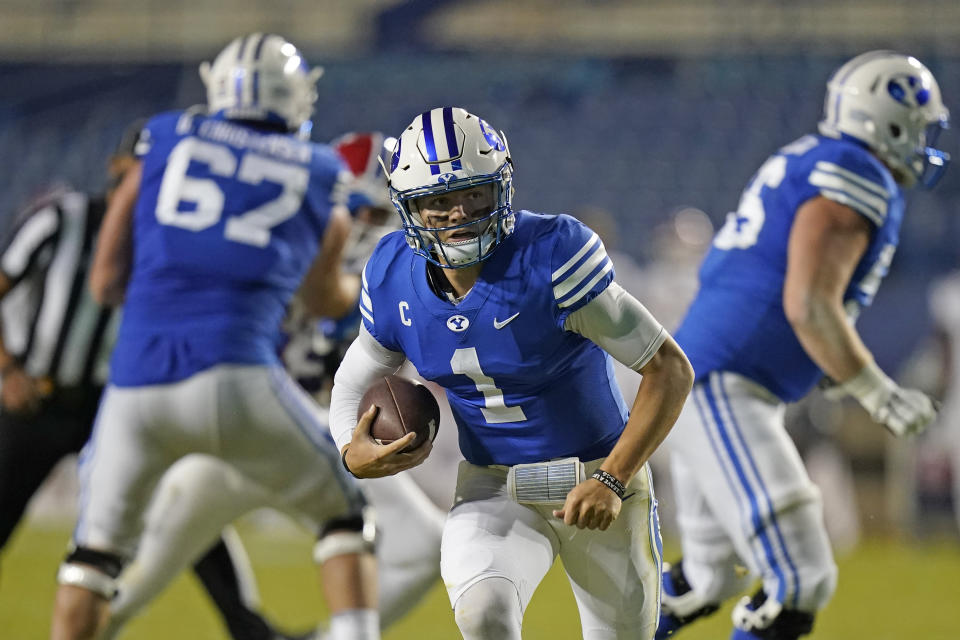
658;51;949;639
0;122;305;640
50;34;382;640
102;132;446;638
329;107;694;639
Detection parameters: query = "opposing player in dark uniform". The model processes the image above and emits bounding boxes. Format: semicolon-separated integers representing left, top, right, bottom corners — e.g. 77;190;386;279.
50;34;380;640
659;51;950;639
329;107;694;640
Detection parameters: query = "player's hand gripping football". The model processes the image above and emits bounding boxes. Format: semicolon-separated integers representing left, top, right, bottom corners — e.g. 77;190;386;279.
840;362;938;438
553;476;623;531
342;405;433;479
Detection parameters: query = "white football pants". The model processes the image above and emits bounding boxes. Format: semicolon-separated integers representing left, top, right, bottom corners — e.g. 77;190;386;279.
666;371;837;612
75;365;364;558
104;456;445;635
441;459;663;640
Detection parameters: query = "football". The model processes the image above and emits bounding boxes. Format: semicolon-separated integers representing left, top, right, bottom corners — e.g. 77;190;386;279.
358;375;440;451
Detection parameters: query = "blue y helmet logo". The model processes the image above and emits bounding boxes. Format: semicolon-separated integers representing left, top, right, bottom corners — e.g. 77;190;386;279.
887;74;931;108
390;138;402;173
437;173;457;185
478;119;506;151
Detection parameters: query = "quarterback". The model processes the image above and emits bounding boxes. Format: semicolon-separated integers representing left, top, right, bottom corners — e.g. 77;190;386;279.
660;51;950;639
329;107;693;639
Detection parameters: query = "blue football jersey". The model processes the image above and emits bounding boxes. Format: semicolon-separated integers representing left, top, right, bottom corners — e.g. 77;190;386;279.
111;110;348;386
675;135;904;402
359;211;629;466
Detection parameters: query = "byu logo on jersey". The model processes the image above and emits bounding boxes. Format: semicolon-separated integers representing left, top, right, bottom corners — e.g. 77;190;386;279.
447;315;469;332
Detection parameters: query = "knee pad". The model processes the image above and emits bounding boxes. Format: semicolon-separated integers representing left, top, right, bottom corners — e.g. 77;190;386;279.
731;589;814;640
657;561;720;638
57;546;125;600
313;506;376;564
454;577;522;640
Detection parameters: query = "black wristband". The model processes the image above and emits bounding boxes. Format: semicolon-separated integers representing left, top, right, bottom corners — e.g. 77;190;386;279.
341;446;360;478
591;469;626;500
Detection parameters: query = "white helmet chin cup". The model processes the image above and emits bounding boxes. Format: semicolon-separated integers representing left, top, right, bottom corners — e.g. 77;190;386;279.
818;50;950;188
384;107;516;268
200;33;323;134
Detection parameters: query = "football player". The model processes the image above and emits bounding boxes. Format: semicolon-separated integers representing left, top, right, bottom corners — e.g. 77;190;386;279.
50;34;380;640
328;107;694;639
658;51;949;640
0;122;304;640
103;132;446;638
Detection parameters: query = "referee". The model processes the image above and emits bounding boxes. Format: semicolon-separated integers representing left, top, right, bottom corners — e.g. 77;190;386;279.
0;123;307;640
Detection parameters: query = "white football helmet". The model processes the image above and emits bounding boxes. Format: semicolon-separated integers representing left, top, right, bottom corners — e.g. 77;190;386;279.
819;50;950;188
384;107;515;268
199;33;324;137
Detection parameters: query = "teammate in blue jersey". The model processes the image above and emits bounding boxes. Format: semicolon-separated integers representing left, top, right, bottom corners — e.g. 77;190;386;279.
328;107;694;640
50;35;380;640
659;51;950;640
100;132;445;639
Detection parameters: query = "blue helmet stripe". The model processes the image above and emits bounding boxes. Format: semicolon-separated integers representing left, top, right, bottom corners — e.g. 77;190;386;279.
252;34;267;61
235;72;245;107
234;36;249;106
442;107;462;171
830;50;894;128
252;70;259;106
421;110;441;175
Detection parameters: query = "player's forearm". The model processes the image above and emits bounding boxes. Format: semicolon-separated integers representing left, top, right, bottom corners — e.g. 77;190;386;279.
600;338;693;484
90;163;140;306
327;273;361;319
788;293;873;383
329;328;406;450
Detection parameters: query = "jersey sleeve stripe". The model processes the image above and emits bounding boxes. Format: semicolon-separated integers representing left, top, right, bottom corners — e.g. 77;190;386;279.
809;170;888;214
1;205;60;279
816;189;884;227
359;305;374;325
358;265;374;323
360;289;373;315
814;161;890;199
553;242;610;300
808;171;887;224
558;261;613;309
551;231;599;281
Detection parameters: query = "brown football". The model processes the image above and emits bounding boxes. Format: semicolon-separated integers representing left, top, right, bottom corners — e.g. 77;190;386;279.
358;375;440;452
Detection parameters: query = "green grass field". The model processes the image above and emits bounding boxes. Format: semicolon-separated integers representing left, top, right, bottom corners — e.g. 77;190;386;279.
2;521;958;639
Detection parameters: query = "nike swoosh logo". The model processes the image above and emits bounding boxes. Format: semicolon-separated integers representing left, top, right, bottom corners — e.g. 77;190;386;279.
493;312;520;329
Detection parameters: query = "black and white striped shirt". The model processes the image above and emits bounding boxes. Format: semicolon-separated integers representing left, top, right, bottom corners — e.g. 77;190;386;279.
1;188;118;390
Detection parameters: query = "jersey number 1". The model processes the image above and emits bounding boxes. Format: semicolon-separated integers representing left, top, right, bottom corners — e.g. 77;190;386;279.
450;347;527;424
155;138;308;247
